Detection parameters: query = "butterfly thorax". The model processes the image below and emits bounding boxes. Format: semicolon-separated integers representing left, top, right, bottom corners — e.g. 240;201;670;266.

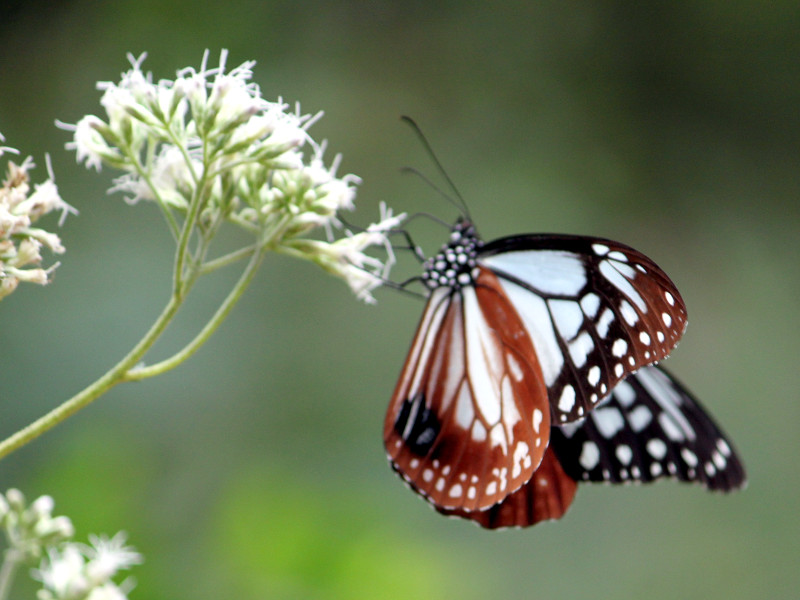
420;219;482;291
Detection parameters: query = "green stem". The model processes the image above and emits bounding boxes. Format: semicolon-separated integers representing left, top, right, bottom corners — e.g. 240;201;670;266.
199;245;256;275
0;292;183;461
126;244;266;381
0;549;22;600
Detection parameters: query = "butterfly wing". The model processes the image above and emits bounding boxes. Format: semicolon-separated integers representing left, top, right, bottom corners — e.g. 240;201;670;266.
384;269;551;512
437;365;745;529
479;234;688;424
551;365;747;490
436;445;578;529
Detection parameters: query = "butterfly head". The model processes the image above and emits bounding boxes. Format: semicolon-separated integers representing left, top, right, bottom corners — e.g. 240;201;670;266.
420;219;483;291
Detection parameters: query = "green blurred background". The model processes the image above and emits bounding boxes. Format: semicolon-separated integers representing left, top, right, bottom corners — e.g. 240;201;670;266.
0;2;797;598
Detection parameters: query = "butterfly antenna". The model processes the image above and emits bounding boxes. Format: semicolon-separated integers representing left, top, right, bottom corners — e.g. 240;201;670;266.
401;116;471;220
399;166;464;217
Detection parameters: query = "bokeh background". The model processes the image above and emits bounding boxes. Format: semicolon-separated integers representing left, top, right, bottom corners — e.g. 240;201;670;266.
1;2;797;599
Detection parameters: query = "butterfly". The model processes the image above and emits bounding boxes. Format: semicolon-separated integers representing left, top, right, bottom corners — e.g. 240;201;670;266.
383;119;744;527
437;364;746;528
383;217;690;514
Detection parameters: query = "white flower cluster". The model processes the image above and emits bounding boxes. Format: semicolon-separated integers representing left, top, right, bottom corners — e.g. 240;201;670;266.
0;490;141;600
0;489;74;563
0;137;74;300
61;50;403;302
33;533;142;600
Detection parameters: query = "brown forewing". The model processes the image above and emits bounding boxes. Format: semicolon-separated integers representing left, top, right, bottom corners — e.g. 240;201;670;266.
384;269;551;512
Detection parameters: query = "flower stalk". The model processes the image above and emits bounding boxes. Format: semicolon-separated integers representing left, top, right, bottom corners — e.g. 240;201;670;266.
0;50;403;460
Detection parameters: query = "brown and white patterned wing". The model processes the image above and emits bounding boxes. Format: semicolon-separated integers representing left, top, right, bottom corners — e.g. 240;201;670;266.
384;269;551;512
437;446;578;529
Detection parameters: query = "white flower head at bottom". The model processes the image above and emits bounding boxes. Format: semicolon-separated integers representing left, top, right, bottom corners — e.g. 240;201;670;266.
33;532;142;600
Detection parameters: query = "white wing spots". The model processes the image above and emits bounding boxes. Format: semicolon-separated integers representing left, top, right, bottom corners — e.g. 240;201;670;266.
506;352;524;381
423;469;434;482
612;338;628;358
405;288;451;395
646;438;668;460
659;412;685;441
463;288;502;424
512;441;531;478
592;243;610;256
656;331;665;343
712;450;727;469
587;365;601;387
717;439;732;457
481;250;587;295
665;291;675;306
650;463;663;477
662;312;672;327
435;478;445;492
629;405;653;432
620;300;638;327
705;462;716;477
580;293;601;318
486;481;497;496
558;385;576;413
637;367;696;441
599;260;646;311
614;380;636;406
593;406;625;439
608;250;628;262
611;260;636;280
401;393;423;440
616;444;633;465
449;484;463;498
568;331;594;368
467;486;476;500
439;317;464;413
533;408;544;434
550;299;584;340
559;422;579;438
454;382;475;430
614;363;624;377
471;420;487;442
579;441;600;470
495;279;562;385
410;458;419;469
681;448;699;468
490;424;508;453
639;331;651;345
492;467;508;492
597;308;615;338
500;375;522;438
